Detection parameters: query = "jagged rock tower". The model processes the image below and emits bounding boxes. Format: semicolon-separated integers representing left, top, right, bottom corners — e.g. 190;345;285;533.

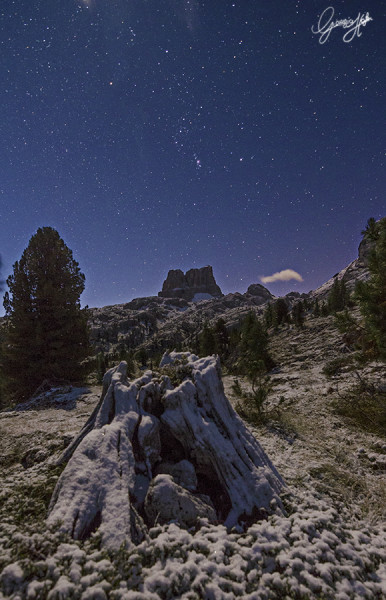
158;266;223;301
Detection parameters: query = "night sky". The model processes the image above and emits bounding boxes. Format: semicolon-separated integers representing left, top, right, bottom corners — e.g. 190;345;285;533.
1;1;385;313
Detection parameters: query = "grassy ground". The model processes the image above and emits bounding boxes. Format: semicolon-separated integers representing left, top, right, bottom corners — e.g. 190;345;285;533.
0;316;385;598
225;313;386;523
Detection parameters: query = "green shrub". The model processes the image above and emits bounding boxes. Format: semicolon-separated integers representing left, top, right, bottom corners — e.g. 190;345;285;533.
231;378;243;397
322;356;354;377
234;370;272;426
331;377;386;437
160;358;193;387
9;466;64;526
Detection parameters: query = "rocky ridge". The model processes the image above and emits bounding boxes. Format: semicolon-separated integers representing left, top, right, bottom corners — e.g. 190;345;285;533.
88;284;275;356
89;235;372;356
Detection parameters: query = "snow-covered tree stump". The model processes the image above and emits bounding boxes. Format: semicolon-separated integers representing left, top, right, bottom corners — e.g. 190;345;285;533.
47;352;284;550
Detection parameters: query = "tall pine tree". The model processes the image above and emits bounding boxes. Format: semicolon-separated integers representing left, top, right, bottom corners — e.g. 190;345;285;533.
327;278;349;313
292;301;305;328
273;298;290;327
356;217;386;359
239;312;272;371
2;227;90;400
213;318;229;358
199;323;217;356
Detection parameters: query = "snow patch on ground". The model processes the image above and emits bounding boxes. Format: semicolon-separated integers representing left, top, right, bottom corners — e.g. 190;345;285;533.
191;293;214;302
1;490;385;599
1;320;385;599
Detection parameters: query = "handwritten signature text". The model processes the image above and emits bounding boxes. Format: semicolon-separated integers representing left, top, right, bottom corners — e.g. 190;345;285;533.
311;6;372;44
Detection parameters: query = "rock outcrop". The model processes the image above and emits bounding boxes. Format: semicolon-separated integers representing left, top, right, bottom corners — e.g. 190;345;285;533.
357;236;376;268
144;474;217;528
158;266;223;301
245;284;273;303
311;236;373;300
48;353;284;550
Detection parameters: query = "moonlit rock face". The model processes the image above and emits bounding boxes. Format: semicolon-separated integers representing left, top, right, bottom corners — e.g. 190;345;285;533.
245;283;273;303
311;234;373;301
159;350;199;367
158;265;223;301
48;353;284;550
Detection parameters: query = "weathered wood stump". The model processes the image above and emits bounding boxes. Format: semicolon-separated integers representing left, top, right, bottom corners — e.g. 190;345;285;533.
47;352;284;550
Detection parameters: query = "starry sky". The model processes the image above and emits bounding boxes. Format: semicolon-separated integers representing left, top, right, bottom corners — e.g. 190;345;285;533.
0;0;385;313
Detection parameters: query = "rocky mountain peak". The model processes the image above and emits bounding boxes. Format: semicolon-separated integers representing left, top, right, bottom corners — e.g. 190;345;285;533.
158;265;223;301
245;283;273;302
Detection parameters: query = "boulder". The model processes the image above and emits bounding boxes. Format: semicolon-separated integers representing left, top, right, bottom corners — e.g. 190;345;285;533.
144;474;217;527
155;459;198;491
137;414;161;476
160;352;284;527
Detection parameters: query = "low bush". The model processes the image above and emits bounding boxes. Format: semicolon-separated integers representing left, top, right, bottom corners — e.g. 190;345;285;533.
322;355;354;377
9;466;64;526
234;373;272;426
331;376;386;437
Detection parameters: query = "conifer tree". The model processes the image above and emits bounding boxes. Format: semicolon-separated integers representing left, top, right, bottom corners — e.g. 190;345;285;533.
135;347;148;368
228;328;241;352
264;302;274;329
239;312;272;371
2;227;90;400
361;217;379;241
327;278;349;313
96;352;107;384
356;217;386;358
292;301;305;328
273;298;290;327
199;323;216;356
0;255;3;290
0;260;4;407
213;318;229;358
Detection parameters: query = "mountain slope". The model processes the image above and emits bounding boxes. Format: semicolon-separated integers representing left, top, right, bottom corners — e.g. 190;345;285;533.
0;310;385;599
88;236;371;356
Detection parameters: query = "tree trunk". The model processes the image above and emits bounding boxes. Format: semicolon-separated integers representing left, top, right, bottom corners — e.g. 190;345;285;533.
48;352;284;550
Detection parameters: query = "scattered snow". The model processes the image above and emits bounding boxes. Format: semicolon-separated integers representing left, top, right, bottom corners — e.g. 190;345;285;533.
0;563;24;596
47;575;77;600
1;324;385;599
191;293;214;302
3;493;385;598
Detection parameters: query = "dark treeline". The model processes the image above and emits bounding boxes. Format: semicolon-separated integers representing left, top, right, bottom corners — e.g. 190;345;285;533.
1;218;384;408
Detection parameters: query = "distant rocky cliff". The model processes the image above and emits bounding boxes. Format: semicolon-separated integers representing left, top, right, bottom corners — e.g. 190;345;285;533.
158;266;223;301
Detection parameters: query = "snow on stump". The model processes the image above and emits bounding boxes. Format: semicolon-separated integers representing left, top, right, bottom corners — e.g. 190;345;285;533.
47;352;284;550
144;474;217;527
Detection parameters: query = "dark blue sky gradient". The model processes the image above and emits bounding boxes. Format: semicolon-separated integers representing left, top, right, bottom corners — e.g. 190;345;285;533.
1;0;385;312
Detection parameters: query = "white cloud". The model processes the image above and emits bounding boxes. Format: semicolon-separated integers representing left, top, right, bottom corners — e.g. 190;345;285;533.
260;269;304;284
